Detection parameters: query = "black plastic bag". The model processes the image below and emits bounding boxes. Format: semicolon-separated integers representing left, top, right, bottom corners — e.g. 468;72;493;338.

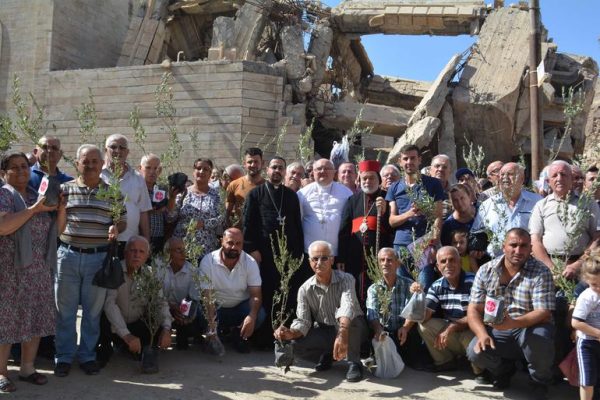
274;340;294;373
93;241;125;289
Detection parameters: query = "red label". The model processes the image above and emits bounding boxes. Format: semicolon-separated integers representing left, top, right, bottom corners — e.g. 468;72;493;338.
39;179;48;194
485;300;497;313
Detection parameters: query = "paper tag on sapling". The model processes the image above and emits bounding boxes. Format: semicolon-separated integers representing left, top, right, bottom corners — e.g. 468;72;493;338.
483;295;505;325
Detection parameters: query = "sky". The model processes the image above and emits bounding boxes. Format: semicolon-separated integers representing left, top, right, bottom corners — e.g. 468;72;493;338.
322;0;600;81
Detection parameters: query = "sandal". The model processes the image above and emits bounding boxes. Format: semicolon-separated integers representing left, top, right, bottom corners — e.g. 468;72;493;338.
18;372;48;385
0;376;16;393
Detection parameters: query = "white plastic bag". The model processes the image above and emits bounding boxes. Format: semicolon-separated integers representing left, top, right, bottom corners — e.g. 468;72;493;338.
372;334;404;379
400;292;426;322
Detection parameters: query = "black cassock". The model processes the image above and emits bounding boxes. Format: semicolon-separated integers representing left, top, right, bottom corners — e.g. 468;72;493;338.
242;182;304;318
338;189;392;304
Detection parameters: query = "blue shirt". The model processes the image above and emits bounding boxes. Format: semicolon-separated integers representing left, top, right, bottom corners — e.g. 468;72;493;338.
385;175;445;246
441;213;476;246
471;189;542;256
366;275;414;331
29;162;73;190
426;271;474;321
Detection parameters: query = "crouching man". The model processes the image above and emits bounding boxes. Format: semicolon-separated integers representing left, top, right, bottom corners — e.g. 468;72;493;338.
467;228;555;400
199;228;266;353
102;236;172;373
274;240;368;382
416;246;479;373
366;247;431;370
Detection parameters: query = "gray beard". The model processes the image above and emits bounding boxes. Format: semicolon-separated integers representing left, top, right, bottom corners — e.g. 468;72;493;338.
361;186;377;194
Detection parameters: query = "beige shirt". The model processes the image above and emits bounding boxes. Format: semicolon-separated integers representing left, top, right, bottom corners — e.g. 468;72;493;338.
529;193;599;256
104;263;172;338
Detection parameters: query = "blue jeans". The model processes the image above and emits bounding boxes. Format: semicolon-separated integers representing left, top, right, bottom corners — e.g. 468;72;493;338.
55;246;107;364
217;299;266;334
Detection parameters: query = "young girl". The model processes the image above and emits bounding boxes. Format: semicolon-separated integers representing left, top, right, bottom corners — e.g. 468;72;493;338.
450;229;478;273
572;250;600;400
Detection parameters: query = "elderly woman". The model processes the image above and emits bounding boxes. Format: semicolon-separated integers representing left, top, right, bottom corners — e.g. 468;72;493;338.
167;158;223;261
0;151;59;392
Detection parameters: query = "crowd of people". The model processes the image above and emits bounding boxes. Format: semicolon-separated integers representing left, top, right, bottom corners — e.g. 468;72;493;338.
1;135;600;400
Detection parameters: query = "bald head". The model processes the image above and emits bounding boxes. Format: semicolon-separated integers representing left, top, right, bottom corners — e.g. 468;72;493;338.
313;159;335;186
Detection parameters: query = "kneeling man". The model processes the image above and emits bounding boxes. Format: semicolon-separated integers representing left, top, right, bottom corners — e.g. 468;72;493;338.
199;228;266;353
274;240;368;382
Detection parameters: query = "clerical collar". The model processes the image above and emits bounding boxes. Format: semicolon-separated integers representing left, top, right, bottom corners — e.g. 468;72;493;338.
268;181;281;190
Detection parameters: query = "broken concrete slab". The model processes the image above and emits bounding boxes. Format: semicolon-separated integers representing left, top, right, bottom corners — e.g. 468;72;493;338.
308;20;334;94
387;116;441;162
438;102;457;168
280;24;306;80
332;0;487;36
233;0;273;61
317;100;411;137
365;75;430;109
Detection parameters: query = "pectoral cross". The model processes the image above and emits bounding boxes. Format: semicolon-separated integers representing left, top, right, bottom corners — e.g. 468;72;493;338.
277;215;286;226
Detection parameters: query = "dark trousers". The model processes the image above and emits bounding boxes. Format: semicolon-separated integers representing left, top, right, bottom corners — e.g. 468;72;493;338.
467;323;555;385
293;316;369;364
388;325;433;368
172;314;206;345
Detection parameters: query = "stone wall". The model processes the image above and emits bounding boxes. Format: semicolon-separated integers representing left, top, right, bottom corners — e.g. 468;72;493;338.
18;61;288;174
50;0;131;71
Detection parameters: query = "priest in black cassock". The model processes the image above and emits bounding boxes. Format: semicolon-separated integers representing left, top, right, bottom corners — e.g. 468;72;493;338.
338;160;392;305
242;156;304;344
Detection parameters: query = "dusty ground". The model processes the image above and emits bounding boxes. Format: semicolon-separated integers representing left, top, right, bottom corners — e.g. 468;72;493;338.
7;341;577;400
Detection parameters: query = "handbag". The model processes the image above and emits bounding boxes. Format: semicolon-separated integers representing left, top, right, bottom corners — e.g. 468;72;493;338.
93;241;125;289
373;334;405;379
559;347;579;387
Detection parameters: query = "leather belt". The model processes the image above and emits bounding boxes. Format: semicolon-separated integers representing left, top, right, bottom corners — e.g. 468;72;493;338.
60;243;109;254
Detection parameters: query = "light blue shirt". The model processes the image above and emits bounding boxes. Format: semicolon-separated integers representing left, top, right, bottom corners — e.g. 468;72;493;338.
471;189;542;256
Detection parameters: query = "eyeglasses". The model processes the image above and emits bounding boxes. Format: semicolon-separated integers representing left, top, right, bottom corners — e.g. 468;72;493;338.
309;256;332;263
108;144;128;151
314;167;334;172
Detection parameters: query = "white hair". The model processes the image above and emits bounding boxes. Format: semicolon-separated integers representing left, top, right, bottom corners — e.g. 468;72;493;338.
381;164;401;177
287;161;304;173
225;164;244;176
76;144;102;160
125;235;150;253
377;247;399;260
308;240;333;256
140;153;161;166
105;133;129;147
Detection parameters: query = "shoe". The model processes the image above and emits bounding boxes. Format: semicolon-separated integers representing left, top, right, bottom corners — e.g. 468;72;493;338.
18;372;48;385
176;341;189;350
79;360;100;375
0;376;16;393
54;362;71;377
474;370;493;385
492;365;516;390
346;362;363;382
530;382;549;400
315;353;333;372
232;335;251;354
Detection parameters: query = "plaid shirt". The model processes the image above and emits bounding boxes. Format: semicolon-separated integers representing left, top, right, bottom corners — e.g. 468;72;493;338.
470;256;555;318
366;275;414;331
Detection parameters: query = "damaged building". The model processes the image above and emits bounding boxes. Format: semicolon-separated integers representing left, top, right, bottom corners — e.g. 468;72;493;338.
0;0;598;171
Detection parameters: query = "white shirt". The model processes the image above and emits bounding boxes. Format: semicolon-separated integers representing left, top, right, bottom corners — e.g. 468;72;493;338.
573;288;600;340
297;181;352;255
199;249;262;308
162;261;199;304
101;163;152;241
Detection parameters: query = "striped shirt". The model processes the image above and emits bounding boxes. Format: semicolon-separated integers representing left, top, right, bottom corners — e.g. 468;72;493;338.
366;275;414;331
60;179;126;248
290;270;363;337
426;271;474;321
470;256;555;318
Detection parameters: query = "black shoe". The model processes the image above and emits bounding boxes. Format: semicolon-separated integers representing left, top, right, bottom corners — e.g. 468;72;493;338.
474;370;493;385
315;353;333;372
176;340;189;350
346;362;363;382
79;360;100;375
54;362;71;377
233;338;251;354
492;365;516;390
530;382;549;400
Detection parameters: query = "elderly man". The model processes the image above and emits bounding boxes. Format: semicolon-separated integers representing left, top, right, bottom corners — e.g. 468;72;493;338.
482;160;504;197
102;236;171;373
429;154;453;218
29;135;72;190
226;148;265;228
366;248;430;369
467;228;555;399
530;160;600;278
138;154;168;254
298;158;353;258
162;237;203;350
274;241;368;382
199;228;266;353
386;144;444;251
101;134;152;253
285;161;305;192
472;162;542;257
243;156;303;346
338;160;391;303
220;164;244;190
337;162;358;193
380;164;401;191
413;247;478;373
55;144;126;377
